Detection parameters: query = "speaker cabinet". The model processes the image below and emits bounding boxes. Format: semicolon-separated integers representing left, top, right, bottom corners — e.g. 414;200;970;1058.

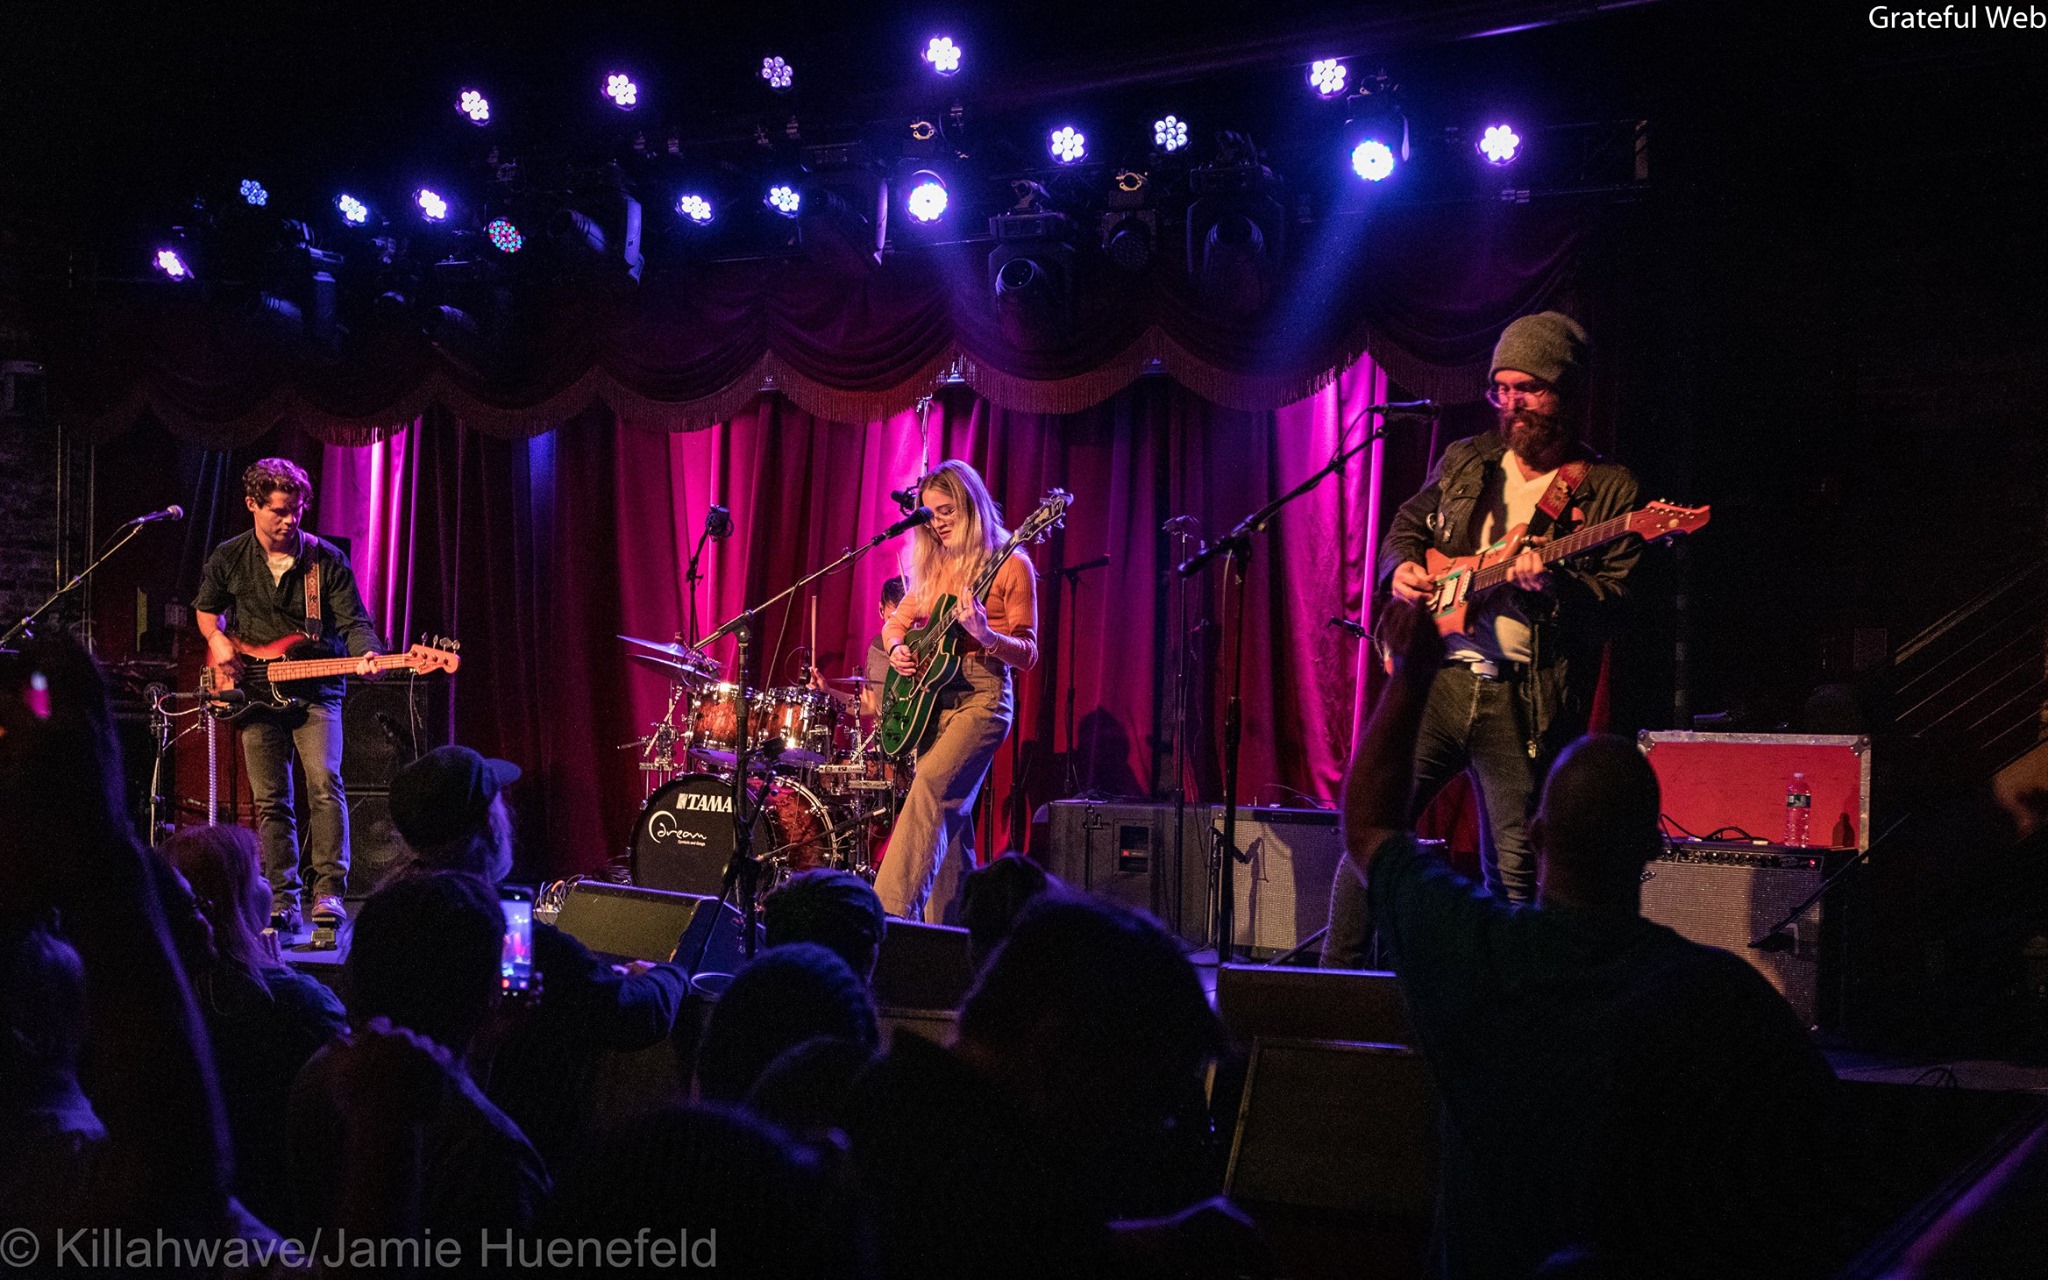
1216;965;1415;1050
553;880;750;974
1221;805;1346;957
1040;799;1213;946
345;789;412;901
341;677;452;790
1640;844;1830;1026
872;918;976;1014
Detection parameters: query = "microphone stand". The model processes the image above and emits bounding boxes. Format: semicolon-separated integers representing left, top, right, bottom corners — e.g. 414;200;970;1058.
2;520;152;649
1176;405;1433;961
1052;554;1112;796
698;514;925;959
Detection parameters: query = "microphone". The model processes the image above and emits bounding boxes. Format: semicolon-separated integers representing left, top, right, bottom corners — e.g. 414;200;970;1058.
125;504;185;526
1161;514;1201;535
888;487;921;514
1362;400;1438;414
1328;617;1372;640
882;506;934;539
704;505;733;541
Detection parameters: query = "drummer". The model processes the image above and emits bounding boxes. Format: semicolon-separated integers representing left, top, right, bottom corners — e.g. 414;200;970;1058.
813;576;905;717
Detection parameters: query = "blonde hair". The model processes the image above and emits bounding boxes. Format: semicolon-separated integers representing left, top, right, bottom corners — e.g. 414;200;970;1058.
903;460;1008;609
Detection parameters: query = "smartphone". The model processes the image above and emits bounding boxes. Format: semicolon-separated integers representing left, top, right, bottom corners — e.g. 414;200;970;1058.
500;888;536;999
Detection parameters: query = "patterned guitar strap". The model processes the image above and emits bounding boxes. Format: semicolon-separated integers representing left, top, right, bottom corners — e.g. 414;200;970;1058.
301;559;322;640
1519;458;1588;759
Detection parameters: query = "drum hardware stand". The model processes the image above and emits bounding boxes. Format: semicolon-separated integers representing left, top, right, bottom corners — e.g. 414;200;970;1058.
1176;403;1433;960
1162;516;1204;949
1049;554;1112;798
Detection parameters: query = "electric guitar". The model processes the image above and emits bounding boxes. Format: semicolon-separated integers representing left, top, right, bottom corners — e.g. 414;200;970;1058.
201;635;461;720
878;489;1072;760
1422;500;1710;636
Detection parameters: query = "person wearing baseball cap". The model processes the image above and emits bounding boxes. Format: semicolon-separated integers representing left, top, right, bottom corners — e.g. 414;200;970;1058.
1321;311;1645;966
387;743;690;1161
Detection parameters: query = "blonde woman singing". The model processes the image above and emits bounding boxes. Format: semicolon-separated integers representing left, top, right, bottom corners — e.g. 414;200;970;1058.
879;460;1039;921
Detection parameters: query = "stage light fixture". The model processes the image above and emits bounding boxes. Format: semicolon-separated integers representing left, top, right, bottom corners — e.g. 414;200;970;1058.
1153;116;1189;153
239;179;269;207
766;184;801;216
486;218;524;252
604;73;639;109
1049;126;1086;164
1310;58;1348;97
760;56;793;91
458;89;490;124
676;193;714;224
416;188;450;221
1479;124;1521;165
336;193;370;225
924;37;962;75
905;172;949;223
154;248;193;280
1350;140;1395;181
1103;213;1154;272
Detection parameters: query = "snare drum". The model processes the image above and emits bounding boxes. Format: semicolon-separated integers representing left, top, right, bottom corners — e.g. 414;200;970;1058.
814;753;911;797
755;686;841;766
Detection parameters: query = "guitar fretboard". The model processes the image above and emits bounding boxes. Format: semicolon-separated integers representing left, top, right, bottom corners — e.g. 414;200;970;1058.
1466;510;1638;592
263;654;421;681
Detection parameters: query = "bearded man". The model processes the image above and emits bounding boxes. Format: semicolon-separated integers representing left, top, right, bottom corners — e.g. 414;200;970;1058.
1323;312;1644;966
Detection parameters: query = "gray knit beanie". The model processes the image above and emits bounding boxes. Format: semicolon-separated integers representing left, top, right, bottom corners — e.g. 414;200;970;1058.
1490;311;1591;394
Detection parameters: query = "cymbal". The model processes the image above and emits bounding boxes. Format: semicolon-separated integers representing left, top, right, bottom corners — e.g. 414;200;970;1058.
830;674;882;687
628;651;705;681
616;634;718;667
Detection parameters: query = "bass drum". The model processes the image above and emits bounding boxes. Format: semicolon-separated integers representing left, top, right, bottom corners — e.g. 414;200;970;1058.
631;772;862;897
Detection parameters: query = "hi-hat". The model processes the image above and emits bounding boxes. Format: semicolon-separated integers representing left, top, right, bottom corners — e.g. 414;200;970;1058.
617;634;718;675
831;674;882;687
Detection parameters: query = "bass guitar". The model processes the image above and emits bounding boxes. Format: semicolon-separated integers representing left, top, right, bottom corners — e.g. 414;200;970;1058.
1422;501;1710;636
201;635;461;720
878;490;1072;760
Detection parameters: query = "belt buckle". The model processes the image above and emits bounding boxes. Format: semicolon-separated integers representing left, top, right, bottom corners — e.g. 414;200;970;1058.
1468;659;1502;681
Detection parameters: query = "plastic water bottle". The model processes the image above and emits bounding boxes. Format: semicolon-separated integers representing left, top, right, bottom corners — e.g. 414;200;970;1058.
1784;772;1812;847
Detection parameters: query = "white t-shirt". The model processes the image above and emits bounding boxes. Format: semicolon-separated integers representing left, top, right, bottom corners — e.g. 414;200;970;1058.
266;549;296;587
1445;451;1557;666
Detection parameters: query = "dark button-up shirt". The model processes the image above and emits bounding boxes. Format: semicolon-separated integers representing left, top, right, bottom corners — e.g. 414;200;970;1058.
193;530;383;703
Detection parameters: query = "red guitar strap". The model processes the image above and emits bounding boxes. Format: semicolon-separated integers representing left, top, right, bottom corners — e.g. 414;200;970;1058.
1535;459;1590;525
301;560;322;639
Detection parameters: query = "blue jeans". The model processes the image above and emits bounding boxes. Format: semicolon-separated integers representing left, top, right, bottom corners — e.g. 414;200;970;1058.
239;702;349;902
1322;665;1547;967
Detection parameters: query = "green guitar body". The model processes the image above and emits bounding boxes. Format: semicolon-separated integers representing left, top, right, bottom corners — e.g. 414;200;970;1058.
877;592;965;761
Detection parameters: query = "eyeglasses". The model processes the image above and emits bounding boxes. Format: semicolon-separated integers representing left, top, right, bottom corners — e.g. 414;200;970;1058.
1486;381;1558;408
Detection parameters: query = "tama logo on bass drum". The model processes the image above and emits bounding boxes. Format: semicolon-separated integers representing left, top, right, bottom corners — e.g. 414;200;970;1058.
667;791;733;814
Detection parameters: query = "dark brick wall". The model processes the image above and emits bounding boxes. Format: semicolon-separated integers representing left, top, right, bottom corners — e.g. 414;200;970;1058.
0;411;60;637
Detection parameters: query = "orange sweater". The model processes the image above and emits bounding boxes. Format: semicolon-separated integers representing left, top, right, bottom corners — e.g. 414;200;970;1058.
882;551;1039;671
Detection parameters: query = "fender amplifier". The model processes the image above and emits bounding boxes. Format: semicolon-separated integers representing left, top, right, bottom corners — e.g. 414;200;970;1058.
1640;841;1833;1026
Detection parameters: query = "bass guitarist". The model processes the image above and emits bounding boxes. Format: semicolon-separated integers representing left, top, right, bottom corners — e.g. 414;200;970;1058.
194;457;384;933
1323;313;1643;964
879;460;1039;922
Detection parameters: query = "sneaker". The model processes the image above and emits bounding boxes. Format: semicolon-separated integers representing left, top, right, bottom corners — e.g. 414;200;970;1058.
311;895;348;925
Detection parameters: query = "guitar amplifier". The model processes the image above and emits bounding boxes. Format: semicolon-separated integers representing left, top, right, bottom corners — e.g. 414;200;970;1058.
1640;840;1837;1027
1221;805;1346;958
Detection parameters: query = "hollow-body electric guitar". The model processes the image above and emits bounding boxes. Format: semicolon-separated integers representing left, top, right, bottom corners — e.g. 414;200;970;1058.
1422;501;1710;636
877;490;1072;760
201;635;461;720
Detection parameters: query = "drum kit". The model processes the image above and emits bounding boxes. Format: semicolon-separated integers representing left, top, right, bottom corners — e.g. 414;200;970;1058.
619;632;908;898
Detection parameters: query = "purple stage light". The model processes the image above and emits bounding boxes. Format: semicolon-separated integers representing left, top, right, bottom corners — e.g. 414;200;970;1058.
923;37;962;76
336;193;370;224
1350;139;1395;181
239;179;269;207
1049;126;1086;164
905;173;948;223
766;184;800;216
1478;124;1521;165
1310;58;1348;97
604;73;639;109
154;248;191;280
486;218;524;252
458;89;490;124
676;193;714;224
416;188;449;221
760;56;793;91
1153;115;1189;153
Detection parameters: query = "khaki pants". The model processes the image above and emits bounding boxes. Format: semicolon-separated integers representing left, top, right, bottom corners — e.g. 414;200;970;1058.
875;657;1011;922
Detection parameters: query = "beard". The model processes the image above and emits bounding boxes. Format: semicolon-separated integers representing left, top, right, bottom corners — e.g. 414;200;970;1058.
1499;404;1575;470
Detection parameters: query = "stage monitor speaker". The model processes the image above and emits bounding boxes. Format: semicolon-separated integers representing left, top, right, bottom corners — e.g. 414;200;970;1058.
345;789;412;901
872;918;976;1014
342;677;452;789
1221;805;1345;957
554;880;749;974
1225;1037;1440;1218
1640;844;1829;1026
1040;799;1212;946
1216;965;1415;1050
